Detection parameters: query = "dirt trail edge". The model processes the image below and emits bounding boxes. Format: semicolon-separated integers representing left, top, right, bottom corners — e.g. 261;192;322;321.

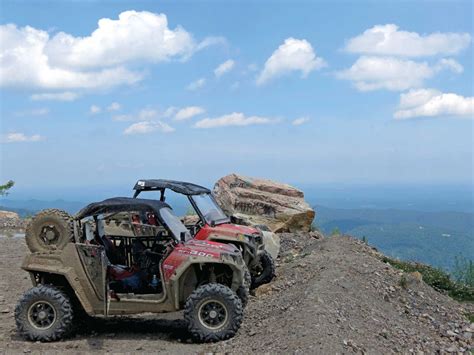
0;234;472;353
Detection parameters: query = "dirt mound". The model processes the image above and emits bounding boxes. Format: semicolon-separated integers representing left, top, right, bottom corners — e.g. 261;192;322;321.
0;234;472;353
216;234;473;354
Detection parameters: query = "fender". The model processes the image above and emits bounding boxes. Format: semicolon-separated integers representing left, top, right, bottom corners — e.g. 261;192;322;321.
21;243;104;316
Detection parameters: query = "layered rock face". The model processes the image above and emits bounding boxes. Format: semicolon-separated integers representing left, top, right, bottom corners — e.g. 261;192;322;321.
213;174;315;232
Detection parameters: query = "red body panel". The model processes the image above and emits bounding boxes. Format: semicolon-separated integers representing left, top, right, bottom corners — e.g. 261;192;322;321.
161;239;239;280
194;223;259;241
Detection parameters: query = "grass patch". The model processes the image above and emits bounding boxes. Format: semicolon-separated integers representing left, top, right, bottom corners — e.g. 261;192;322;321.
381;256;474;302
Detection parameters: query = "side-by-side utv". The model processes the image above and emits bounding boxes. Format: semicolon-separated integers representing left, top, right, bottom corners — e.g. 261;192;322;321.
16;197;249;342
132;179;276;288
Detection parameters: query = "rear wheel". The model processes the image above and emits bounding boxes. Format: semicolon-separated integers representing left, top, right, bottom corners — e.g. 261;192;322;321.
15;285;74;341
25;209;74;252
251;250;276;289
184;283;243;342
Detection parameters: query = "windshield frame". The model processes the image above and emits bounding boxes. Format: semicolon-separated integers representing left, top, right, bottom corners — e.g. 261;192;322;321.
159;207;192;241
189;193;230;225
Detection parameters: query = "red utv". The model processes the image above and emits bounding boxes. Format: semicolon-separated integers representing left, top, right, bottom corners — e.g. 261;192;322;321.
133;179;276;288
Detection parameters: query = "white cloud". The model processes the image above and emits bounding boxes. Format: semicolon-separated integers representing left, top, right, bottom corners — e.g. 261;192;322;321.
0;23;142;89
292;117;310;126
435;58;464;74
0;11;222;91
394;89;474;119
2;132;44;143
174;106;205;121
214;59;235;77
336;56;462;91
187;78;206;91
345;24;471;57
194;112;276;128
256;38;326;85
89;105;101;114
123;121;175;135
30;91;79;101
45;11;196;69
107;102;121;111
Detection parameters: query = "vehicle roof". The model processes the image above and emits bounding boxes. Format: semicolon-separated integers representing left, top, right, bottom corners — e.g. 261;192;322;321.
133;179;211;195
76;197;172;220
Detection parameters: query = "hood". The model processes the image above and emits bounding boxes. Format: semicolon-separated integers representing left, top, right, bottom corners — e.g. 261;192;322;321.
180;238;241;258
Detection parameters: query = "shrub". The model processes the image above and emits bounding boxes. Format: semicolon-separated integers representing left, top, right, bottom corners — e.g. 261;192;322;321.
381;256;474;302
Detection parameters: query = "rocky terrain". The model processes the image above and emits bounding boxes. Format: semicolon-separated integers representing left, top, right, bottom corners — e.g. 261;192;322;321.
0;231;472;353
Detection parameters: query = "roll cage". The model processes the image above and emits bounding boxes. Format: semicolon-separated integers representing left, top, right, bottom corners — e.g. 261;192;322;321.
132;179;230;225
76;197;191;241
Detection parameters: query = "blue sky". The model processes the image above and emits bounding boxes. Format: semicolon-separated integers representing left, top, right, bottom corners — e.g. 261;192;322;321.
0;0;472;199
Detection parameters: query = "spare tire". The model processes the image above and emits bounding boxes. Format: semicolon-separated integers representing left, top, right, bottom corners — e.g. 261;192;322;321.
25;209;75;252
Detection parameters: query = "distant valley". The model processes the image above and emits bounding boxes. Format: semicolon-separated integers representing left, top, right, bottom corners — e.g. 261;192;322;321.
315;204;474;271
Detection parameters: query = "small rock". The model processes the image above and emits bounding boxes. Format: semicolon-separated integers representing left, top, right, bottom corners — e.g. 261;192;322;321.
445;345;457;353
446;330;456;337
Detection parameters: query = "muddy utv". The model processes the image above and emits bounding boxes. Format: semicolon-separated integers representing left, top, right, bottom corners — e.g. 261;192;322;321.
16;197;249;342
132;179;276;288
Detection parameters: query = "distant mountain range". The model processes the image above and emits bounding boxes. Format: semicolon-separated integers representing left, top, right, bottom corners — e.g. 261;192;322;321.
0;199;85;217
314;205;474;271
1;198;472;272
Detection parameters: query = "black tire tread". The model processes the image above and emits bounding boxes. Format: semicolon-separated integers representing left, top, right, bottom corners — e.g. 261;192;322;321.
184;283;243;342
251;250;276;289
237;265;251;307
15;284;74;342
25;209;74;252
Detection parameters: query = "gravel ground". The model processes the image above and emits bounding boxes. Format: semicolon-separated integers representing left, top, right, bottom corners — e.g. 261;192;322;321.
0;232;472;354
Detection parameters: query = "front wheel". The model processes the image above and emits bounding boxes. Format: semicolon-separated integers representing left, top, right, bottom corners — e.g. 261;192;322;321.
15;285;74;342
184;283;243;342
251;250;276;289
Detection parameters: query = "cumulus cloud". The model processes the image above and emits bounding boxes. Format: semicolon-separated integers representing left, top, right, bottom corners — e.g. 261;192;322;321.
123;121;175;135
214;59;235;77
2;132;44;143
0;11;221;91
30;92;79;101
292;117;310;126
345;24;471;57
394;89;474;119
107;102;121;111
186;78;206;91
336;56;462;91
256;38;326;85
194;112;276;128
174;106;205;121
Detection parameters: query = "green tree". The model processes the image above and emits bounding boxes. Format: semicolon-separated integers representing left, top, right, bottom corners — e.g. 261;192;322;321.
0;180;14;196
330;227;341;236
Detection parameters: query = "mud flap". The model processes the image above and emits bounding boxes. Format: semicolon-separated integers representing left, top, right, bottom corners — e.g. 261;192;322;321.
75;244;109;315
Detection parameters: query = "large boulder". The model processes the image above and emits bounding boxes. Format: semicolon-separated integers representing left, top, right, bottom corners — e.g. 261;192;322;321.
213;174;315;233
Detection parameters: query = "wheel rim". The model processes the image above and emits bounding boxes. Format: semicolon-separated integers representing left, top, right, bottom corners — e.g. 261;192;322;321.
40;225;60;245
253;257;266;278
27;301;57;330
198;299;228;330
